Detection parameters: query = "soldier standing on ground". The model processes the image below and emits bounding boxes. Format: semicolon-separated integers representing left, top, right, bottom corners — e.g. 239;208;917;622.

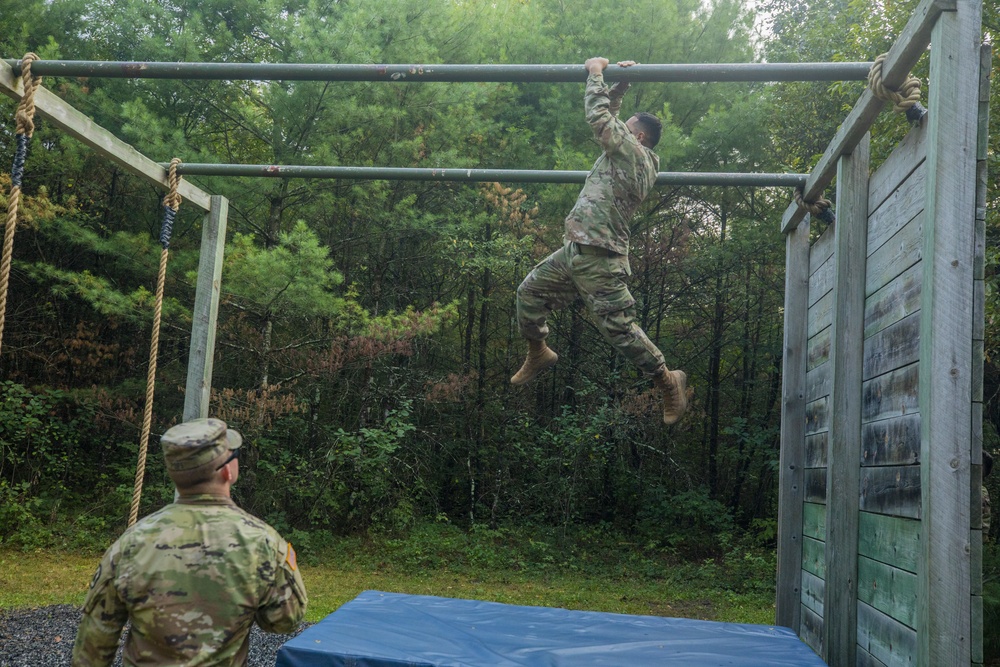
72;418;307;666
511;56;689;425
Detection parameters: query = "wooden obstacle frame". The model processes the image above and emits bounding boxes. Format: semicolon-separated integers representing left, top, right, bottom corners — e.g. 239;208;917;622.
0;0;990;664
776;0;989;665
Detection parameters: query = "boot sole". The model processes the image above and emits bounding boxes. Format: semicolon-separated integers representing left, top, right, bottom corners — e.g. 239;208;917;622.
510;352;558;386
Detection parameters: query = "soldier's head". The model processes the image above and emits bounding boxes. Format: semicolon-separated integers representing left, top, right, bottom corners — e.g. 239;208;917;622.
161;418;243;490
626;112;661;149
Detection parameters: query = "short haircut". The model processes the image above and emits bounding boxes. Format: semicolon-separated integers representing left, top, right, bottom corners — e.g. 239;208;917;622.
633;112;662;148
167;452;226;489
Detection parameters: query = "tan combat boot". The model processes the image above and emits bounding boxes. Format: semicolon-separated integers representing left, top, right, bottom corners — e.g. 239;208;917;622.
653;367;688;425
510;339;558;385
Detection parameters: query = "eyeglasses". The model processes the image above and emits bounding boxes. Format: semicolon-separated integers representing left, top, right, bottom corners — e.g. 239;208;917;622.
215;448;240;471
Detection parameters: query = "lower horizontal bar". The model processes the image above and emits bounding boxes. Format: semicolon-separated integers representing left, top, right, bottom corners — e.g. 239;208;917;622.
167;164;807;187
7;60;873;83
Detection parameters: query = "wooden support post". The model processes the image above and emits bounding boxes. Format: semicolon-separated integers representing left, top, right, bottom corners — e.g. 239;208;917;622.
777;212;811;629
917;0;982;663
183;196;228;421
823;134;870;666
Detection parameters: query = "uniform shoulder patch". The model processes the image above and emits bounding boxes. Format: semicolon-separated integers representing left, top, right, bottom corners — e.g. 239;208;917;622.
89;564;103;589
285;542;297;571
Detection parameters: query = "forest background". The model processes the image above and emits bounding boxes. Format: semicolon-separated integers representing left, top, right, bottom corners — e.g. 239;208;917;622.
0;0;998;631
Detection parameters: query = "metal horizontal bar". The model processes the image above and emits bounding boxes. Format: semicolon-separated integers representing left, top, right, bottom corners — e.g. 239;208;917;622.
167;163;807;187
6;59;873;83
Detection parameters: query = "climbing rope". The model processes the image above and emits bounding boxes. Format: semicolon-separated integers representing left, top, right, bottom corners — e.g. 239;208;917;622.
128;158;182;527
867;53;927;122
794;187;836;224
0;53;42;357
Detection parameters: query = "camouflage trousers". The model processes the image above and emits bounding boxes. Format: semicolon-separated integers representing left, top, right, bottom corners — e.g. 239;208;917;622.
515;241;666;376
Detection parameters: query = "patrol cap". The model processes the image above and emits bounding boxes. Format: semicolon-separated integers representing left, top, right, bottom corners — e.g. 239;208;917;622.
161;418;243;472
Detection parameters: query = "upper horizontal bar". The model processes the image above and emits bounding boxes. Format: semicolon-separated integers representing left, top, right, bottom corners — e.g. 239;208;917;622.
166;163;807;187
6;59;874;83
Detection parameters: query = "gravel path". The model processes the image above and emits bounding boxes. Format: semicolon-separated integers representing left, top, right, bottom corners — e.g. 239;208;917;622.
0;605;309;666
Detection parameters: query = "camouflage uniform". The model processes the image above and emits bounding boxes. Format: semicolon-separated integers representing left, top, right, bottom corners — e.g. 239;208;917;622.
515;72;666;376
71;419;307;667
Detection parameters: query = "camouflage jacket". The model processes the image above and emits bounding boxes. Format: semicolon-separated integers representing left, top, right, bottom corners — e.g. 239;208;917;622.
71;494;307;667
563;73;660;256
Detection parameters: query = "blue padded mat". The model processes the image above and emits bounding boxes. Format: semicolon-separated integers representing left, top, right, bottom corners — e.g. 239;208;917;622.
275;590;827;666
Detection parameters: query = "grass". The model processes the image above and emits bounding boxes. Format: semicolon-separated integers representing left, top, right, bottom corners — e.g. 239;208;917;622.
0;529;778;626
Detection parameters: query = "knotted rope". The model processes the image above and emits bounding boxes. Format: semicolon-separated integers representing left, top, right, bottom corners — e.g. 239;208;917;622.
0;53;42;357
867;53;927;122
129;158;181;527
794;187;836;224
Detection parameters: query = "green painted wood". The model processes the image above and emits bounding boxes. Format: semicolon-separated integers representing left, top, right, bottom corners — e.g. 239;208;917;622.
806;397;830;435
861;414;921;467
802;569;826;616
808;328;832;371
183;196;229;421
864;263;922;339
866;212;923;298
867;164;926;256
858;555;918;628
777;218;811;630
859;465;921;519
863;312;921;381
803;536;826;578
917;2;981;663
858;511;921;573
805;433;829;468
804;502;827;540
857;599;918;666
862;363;919;423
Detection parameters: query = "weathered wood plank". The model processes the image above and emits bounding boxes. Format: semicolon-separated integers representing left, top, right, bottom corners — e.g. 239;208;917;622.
0;59;213;212
808;327;831;371
779;0;955;234
810;253;835;307
863;312;921;381
862;363;919;423
867;163;926;257
802;535;826;578
858;599;918;666
823;136;869;667
859;465;921;519
864;262;922;339
805;467;828;503
858;555;919;628
918;3;980;663
805;433;828;468
858;511;921;573
806;362;831;402
868;122;928;213
972;593;983;664
801;604;825;656
803;502;827;540
777;218;811;630
183;196;229;421
802;568;826;616
808;290;834;338
806;397;830;435
866;211;923;297
811;224;836;275
862;414;921;467
857;647;890;667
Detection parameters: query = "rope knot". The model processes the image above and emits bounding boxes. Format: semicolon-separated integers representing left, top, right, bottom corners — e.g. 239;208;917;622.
15;53;42;138
794;187;836;224
867;53;926;121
